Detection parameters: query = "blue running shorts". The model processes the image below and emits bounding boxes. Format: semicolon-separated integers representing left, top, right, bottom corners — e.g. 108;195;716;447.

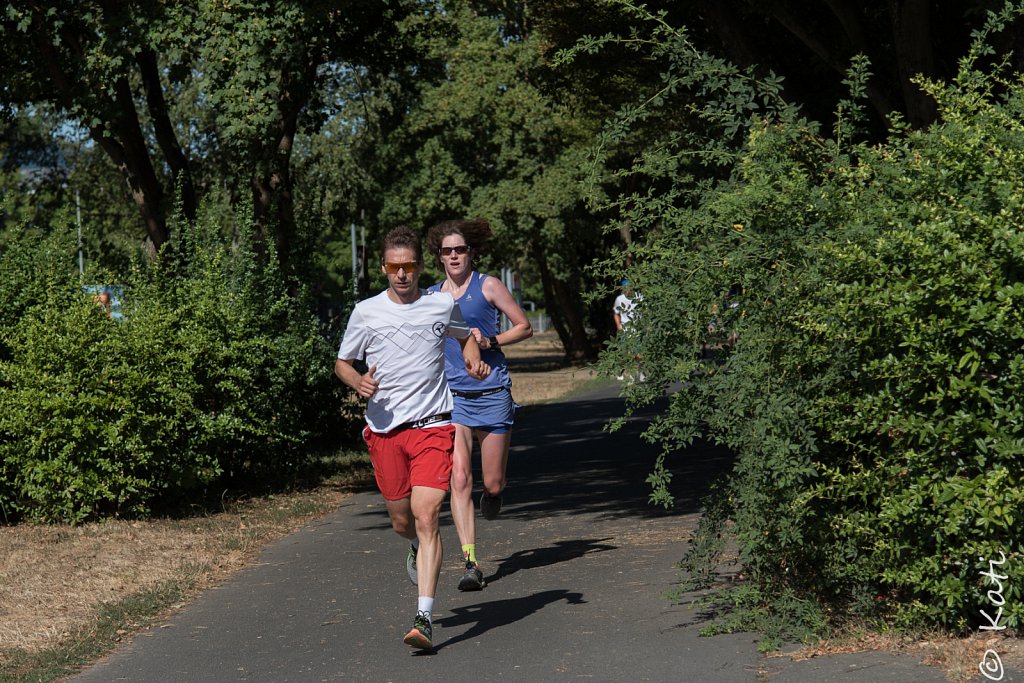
451;387;516;433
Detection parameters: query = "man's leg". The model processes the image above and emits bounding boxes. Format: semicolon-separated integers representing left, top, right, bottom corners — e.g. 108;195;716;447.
409;484;447;596
371;426;417;543
395;426;453;649
383;497;416;540
383;496;421;584
402;484;447;650
449;424;476;555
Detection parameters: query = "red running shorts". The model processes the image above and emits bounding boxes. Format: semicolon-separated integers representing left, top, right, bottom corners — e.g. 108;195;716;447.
363;424;455;500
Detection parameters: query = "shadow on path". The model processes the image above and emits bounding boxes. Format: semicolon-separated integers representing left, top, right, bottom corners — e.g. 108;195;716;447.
504;386;734;519
486;538;618;584
351;385;735;533
431;589;586;653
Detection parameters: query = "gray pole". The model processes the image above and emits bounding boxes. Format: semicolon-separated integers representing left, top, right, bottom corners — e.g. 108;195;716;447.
76;189;84;277
501;267;512;331
350;222;358;297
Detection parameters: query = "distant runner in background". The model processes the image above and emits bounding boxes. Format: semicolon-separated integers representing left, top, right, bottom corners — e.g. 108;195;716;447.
426;218;533;592
613;279;638;334
613;279;643;382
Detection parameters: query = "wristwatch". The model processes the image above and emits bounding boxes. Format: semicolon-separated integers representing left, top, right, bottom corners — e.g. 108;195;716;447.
488;335;500;350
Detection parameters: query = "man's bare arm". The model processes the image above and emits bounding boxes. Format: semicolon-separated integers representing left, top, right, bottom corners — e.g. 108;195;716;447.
335;358;379;398
457;335;490;380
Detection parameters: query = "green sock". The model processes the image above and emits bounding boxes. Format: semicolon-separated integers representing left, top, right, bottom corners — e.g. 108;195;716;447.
462;544;477;564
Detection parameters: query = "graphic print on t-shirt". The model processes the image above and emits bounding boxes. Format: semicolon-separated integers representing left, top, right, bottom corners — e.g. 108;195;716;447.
375;321;448;352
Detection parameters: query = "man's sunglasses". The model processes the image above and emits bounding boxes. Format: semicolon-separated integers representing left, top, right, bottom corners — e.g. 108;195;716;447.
382;261;419;274
439;245;471;256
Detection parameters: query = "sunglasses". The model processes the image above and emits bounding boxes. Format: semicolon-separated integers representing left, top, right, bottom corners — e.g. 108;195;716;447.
382;261;419;274
439;245;471;256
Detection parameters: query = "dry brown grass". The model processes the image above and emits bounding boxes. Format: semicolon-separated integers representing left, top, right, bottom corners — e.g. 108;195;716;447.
0;488;349;664
770;629;1024;682
505;330;600;405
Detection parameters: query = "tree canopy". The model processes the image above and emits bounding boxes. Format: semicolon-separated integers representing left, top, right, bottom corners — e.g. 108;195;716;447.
1;1;426;268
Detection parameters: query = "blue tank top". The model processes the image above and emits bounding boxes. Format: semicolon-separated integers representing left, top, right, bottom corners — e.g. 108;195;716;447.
428;272;510;391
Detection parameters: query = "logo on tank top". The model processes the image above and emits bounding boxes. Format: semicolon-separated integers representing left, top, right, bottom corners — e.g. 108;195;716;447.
432;321;446;337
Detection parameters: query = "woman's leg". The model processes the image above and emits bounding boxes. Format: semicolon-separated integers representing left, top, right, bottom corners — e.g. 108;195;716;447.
478;428;510;500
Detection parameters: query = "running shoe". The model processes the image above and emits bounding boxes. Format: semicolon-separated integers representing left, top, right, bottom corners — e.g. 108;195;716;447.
480;492;503;520
403;611;433;650
406;544;418;585
457;560;485;591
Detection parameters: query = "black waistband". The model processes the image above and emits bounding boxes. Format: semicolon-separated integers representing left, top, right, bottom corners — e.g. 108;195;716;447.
393;412;451;432
451;386;508;399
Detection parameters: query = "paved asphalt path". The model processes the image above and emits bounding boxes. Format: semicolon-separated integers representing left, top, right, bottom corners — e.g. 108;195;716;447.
72;383;1013;682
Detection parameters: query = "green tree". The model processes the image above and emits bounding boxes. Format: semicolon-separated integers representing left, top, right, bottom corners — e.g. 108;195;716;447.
290;48;438;311
0;200;350;524
1;1;423;270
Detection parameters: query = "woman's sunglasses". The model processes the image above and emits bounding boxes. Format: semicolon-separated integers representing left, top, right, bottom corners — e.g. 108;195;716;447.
439;245;471;256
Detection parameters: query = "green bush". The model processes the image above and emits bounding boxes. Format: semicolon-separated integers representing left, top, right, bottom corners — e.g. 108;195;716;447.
790;80;1024;629
0;222;75;357
0;288;219;522
0;205;354;523
594;3;1024;638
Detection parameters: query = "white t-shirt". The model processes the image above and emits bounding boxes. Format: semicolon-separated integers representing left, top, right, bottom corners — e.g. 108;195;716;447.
614;293;638;328
337;289;470;433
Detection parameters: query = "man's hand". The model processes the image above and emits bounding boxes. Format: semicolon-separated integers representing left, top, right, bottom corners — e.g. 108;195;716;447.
457;331;489;379
335;358;380;398
357;365;380;398
464;358;491;380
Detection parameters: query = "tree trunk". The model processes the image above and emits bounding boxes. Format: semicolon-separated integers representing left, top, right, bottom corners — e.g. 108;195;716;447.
251;157;295;272
137;47;197;225
532;241;594;363
33;27;170;258
90;127;169;259
252;61;308;274
109;76;171;257
888;0;937;128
